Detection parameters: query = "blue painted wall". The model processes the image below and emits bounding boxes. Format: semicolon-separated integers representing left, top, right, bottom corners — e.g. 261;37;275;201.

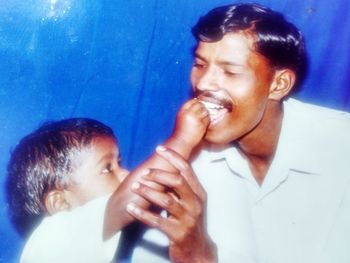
1;0;349;261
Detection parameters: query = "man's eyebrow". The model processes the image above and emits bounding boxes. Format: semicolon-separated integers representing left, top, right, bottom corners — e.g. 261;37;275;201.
217;60;244;67
193;52;207;61
194;52;243;67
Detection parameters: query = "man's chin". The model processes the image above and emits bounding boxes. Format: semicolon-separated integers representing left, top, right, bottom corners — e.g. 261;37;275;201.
204;130;231;145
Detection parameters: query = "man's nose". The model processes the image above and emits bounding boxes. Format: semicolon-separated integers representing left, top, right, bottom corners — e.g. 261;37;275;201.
195;68;220;92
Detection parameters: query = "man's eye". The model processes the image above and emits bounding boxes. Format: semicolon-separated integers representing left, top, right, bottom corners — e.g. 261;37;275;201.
224;71;236;76
223;69;240;76
193;62;205;69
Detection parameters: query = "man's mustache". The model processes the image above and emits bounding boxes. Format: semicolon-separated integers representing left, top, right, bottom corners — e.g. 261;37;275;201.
193;90;233;112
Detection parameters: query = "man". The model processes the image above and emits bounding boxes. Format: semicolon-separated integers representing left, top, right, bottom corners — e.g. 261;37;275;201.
128;3;350;263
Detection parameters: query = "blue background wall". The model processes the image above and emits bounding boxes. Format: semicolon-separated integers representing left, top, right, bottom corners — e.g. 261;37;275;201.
0;0;349;261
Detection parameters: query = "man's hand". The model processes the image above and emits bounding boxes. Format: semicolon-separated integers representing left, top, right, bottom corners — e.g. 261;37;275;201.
103;167;153;240
126;147;217;263
103;98;209;240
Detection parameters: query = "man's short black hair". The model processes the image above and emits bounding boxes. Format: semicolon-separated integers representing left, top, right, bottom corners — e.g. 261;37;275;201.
6;118;116;238
192;3;307;91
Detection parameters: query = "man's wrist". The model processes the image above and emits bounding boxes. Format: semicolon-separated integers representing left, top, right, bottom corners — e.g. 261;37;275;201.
196;239;217;263
171;238;218;263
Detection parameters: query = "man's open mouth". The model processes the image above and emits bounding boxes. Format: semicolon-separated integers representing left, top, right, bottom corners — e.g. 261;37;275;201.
196;95;233;124
200;100;225;113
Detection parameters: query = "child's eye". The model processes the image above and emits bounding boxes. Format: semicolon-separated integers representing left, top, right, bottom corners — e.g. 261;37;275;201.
101;163;113;175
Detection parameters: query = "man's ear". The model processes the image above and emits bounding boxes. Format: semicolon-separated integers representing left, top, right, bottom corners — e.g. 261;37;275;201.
44;190;70;215
268;69;296;101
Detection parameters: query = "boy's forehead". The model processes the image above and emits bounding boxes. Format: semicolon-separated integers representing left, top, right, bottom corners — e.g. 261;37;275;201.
72;136;118;165
90;136;119;155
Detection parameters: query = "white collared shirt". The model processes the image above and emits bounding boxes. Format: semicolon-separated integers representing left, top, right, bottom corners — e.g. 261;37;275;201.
21;194;169;263
21;195;121;263
21;99;350;263
192;98;350;263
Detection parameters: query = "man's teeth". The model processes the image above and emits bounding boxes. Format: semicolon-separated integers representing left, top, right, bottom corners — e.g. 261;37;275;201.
199;100;224;110
199;100;226;122
197;98;231;123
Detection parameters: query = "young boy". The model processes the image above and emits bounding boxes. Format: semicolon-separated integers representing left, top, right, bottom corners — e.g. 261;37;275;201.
6;98;210;262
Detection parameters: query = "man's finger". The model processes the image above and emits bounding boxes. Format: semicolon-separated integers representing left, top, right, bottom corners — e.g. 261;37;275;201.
142;169;201;205
126;203;179;241
131;181;184;217
155;147;206;200
155;146;191;174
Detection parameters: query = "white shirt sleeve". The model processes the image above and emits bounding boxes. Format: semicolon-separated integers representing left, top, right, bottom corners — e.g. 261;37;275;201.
20;194;121;263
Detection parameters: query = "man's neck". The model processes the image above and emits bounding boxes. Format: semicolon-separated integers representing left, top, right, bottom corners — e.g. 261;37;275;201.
237;100;284;185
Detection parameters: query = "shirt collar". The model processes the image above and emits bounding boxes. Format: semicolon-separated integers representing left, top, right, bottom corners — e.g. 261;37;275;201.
203;98;321;176
276;98;322;175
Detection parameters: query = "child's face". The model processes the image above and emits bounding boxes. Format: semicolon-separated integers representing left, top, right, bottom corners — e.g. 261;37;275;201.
64;136;129;208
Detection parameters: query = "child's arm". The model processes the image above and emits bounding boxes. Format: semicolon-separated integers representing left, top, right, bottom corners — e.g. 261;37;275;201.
103;98;209;239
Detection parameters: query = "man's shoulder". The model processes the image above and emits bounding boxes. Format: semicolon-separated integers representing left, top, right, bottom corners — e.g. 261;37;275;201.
284;99;350;174
285;98;350;138
286;98;350;122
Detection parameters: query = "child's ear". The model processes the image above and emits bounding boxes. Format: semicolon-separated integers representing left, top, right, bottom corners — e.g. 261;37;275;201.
268;69;296;101
44;190;70;215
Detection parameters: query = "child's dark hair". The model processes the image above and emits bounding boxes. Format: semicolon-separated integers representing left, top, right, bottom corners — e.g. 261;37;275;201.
6;118;116;238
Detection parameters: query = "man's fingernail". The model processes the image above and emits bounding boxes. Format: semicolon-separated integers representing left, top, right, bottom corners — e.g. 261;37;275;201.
131;182;140;190
156;145;166;152
127;203;141;216
126;203;136;212
141;169;150;176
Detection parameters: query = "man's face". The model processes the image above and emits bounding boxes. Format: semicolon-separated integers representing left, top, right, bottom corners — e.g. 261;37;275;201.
191;32;276;145
64;136;128;208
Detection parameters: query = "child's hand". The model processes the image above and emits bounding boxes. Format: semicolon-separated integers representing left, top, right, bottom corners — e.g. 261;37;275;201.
172;98;210;148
